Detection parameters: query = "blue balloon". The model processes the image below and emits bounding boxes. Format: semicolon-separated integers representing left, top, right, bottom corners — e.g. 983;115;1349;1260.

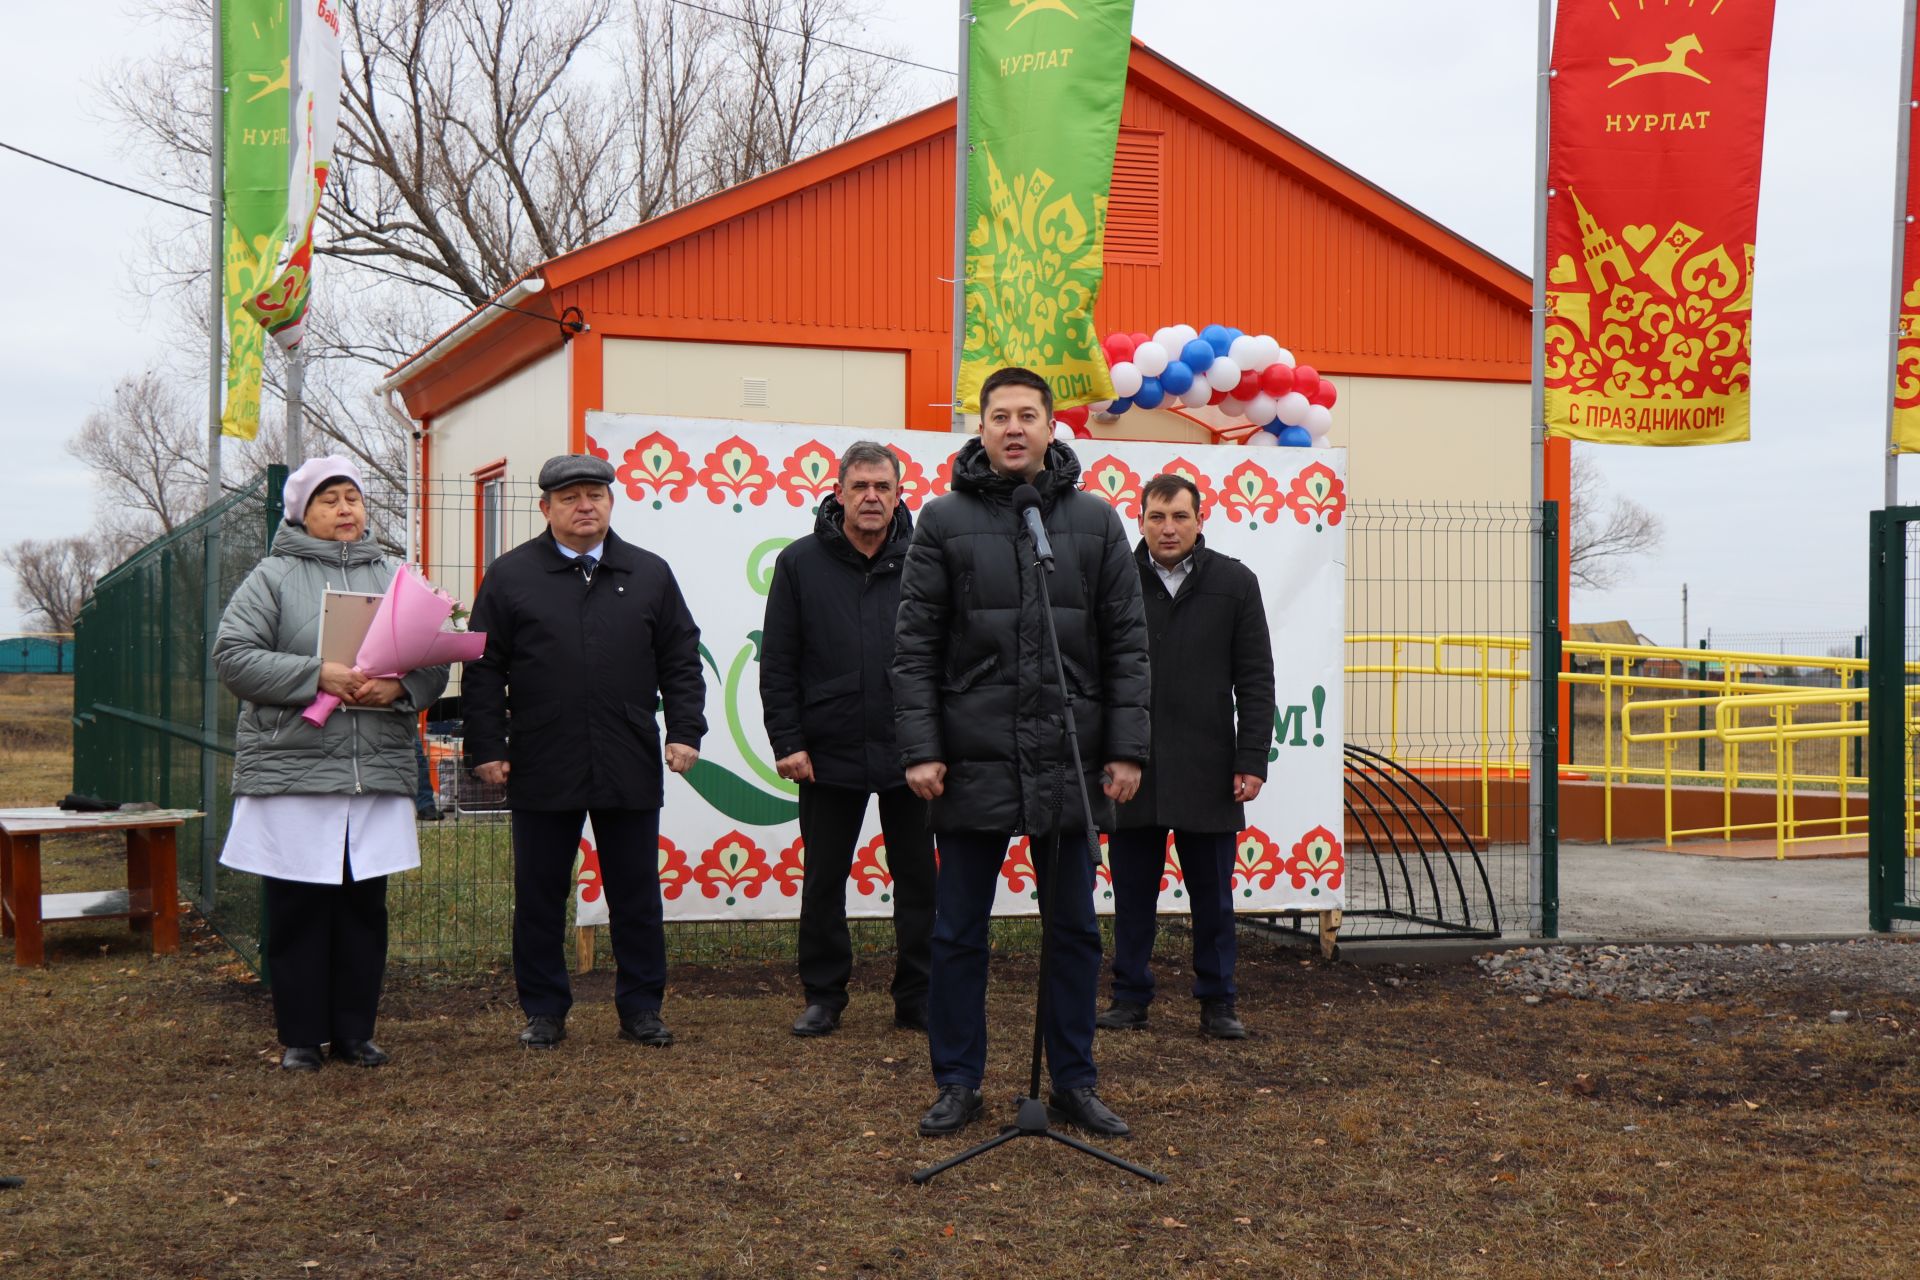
1159;360;1194;395
1277;425;1313;447
1199;323;1226;344
1207;329;1234;358
1132;376;1165;410
1106;395;1133;414
1180;338;1216;372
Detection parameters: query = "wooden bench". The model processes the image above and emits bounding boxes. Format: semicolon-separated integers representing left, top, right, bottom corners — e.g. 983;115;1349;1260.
0;809;201;967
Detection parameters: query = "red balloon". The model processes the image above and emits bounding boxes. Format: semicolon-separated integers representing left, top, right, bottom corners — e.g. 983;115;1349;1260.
1233;369;1260;401
1309;381;1338;409
1103;332;1135;364
1259;363;1295;398
1208;387;1229;405
1130;331;1152;351
1072;425;1094;440
1055;405;1090;429
1291;365;1321;399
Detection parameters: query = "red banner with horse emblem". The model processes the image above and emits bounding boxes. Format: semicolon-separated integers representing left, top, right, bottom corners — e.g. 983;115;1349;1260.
1544;0;1777;446
1894;35;1920;453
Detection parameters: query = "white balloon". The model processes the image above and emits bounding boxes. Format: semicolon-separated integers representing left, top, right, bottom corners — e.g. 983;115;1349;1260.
1303;405;1334;439
1087;399;1113;414
1276;391;1311;426
1252;335;1282;369
1219;396;1247;420
1228;334;1264;371
1151;326;1183;352
1053;422;1077;443
1272;346;1295;368
1245;429;1279;448
1171;323;1199;349
1245;393;1278;427
1179;380;1212;409
1133;341;1169;377
1110;361;1144;397
1205;357;1242;392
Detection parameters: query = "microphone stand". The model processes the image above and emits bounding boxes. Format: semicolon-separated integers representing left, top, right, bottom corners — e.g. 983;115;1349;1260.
912;511;1163;1187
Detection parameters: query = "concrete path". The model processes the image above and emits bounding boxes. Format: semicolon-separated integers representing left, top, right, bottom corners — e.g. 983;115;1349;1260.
1555;841;1872;939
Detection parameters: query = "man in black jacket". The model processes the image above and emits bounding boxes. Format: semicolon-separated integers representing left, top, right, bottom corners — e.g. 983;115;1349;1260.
892;367;1151;1141
1099;473;1276;1039
761;441;933;1038
465;454;707;1051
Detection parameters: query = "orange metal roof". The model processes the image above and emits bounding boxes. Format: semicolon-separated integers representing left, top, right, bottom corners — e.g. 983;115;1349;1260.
392;41;1531;423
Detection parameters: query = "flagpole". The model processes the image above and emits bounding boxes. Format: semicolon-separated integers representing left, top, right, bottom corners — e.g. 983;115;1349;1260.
286;344;305;468
1529;0;1552;936
207;0;225;506
950;0;972;434
1885;0;1919;506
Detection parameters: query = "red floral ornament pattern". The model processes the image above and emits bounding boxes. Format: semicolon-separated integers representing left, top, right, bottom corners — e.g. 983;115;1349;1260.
772;836;807;898
1082;456;1144;519
693;831;774;904
1284;463;1348;531
893;449;933;511
618;432;695;509
1157;458;1218;521
698;436;776;510
776;441;839;508
1158;832;1186;897
999;837;1037;899
575;839;603;904
657;836;693;902
1284;825;1345;895
929;450;963;500
1219;461;1282;527
1232;827;1284;896
851;834;894;900
584;435;610;462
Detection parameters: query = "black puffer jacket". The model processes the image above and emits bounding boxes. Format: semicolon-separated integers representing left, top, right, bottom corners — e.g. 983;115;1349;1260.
1116;539;1276;833
891;438;1151;835
463;529;707;811
760;495;913;792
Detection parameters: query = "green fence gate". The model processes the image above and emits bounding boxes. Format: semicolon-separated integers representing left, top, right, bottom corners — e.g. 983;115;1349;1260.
1867;507;1920;931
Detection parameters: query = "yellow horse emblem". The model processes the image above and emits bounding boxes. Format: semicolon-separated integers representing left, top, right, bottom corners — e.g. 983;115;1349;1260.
1005;0;1076;29
1607;33;1710;89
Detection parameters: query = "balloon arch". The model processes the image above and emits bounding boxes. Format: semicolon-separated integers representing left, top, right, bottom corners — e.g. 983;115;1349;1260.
1052;324;1338;450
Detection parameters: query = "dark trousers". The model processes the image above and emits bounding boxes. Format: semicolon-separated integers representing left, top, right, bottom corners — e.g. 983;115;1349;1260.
928;830;1100;1093
263;855;389;1048
512;808;665;1020
1107;827;1238;1007
412;735;436;814
796;783;935;1013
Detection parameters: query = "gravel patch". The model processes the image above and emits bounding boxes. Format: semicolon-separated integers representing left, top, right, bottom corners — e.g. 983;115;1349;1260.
1477;938;1920;1005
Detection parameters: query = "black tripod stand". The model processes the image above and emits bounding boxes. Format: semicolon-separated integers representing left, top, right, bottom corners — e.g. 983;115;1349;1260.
912;489;1163;1187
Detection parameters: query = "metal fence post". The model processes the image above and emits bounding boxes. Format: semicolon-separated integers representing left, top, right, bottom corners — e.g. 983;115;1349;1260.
198;519;220;913
1868;510;1904;932
1697;638;1708;775
1853;631;1866;781
1540;500;1560;938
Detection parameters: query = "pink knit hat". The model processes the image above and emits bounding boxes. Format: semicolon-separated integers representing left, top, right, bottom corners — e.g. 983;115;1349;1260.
283;455;367;524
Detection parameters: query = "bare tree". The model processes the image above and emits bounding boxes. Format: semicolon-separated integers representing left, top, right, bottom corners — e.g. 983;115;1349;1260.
2;538;116;634
1569;447;1664;590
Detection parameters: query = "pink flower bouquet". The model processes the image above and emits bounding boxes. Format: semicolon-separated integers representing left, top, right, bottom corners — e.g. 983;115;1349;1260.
302;566;488;726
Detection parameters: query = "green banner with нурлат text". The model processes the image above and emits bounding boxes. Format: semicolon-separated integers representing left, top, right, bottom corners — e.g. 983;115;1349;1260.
956;0;1134;414
221;0;292;440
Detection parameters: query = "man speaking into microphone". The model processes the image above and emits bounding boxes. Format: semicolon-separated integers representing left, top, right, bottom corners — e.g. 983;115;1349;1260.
892;366;1150;1140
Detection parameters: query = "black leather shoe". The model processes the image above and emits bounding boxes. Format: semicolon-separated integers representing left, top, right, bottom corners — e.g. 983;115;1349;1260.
1200;999;1248;1040
330;1039;390;1067
280;1045;323;1072
892;1001;928;1032
519;1014;566;1049
1048;1086;1131;1138
618;1010;674;1047
1096;1000;1149;1030
918;1084;984;1137
416;807;443;822
791;1004;841;1037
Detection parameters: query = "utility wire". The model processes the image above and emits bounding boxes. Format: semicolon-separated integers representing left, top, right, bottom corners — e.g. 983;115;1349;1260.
667;0;956;77
0;139;206;216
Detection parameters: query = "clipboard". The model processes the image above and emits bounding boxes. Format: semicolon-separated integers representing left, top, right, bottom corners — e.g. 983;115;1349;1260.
317;590;384;709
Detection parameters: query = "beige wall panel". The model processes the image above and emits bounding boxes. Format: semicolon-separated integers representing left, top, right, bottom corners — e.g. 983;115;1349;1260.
604;339;905;429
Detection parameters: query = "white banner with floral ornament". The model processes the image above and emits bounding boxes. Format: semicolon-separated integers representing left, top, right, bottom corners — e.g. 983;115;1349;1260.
570;414;1347;925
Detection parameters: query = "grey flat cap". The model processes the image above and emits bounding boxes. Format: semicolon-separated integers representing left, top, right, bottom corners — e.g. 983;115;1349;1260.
538;453;617;492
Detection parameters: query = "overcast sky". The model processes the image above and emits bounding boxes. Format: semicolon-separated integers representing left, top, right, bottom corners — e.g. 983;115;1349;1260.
0;0;1907;645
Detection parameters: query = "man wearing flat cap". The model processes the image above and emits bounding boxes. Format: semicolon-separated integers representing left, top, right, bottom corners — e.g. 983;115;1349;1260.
465;453;707;1050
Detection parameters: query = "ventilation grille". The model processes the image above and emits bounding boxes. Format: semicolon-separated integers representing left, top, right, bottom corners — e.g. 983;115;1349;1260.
742;377;769;407
1106;129;1163;266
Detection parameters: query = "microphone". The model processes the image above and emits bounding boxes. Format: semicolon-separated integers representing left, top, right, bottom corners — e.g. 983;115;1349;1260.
1011;483;1054;571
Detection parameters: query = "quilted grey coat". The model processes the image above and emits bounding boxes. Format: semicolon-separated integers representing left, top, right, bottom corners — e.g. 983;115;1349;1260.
214;528;449;797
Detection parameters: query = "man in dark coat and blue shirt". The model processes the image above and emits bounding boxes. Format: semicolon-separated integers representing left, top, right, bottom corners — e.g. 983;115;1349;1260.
892;366;1152;1141
1099;473;1276;1039
761;441;934;1037
465;453;707;1051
